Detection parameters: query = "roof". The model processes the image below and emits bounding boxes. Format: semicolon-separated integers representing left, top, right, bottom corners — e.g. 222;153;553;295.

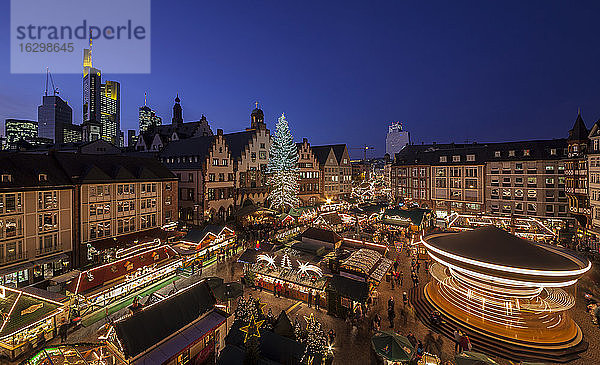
52;152;176;184
392;139;568;166
223;130;255;162
425;226;586;272
329;275;369;303
113;281;217;359
159;135;216;169
300;227;342;244
182;225;234;244
133;309;228;364
568;112;589;142
0;152;73;191
317;212;343;226
341;248;392;282
0;287;63;338
382;208;431;227
310;144;347;165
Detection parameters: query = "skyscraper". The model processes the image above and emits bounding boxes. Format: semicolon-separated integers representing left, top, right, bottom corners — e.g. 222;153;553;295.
139;93;162;133
100;80;120;145
4;119;38;149
386;121;410;156
83;36;121;146
38;95;73;144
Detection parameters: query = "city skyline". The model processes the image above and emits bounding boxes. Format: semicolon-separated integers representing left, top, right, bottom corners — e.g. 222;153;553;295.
2;1;600;157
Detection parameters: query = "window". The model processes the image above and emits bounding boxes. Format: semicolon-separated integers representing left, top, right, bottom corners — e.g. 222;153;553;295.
453;155;461;162
527;203;536;212
188;173;193;182
528;190;537;198
494;151;501;157
209;173;215;182
222;159;228;166
260;143;266;149
166;182;172;191
439;156;447;163
251;152;257;161
38;174;47;182
259;151;266;159
466;154;475;161
515;163;523;170
508;150;515;157
515;189;524;198
465;179;478;189
527;177;537;185
546;165;555;173
219;173;225;182
523;149;530;156
1;174;12;183
546;178;554;185
38;213;58;232
213;158;219;166
465;167;477;177
550;148;557;155
4;193;22;213
38;192;57;210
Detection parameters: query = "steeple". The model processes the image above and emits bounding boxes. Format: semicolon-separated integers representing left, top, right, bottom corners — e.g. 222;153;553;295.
172;94;183;125
568;109;589;142
250;101;265;130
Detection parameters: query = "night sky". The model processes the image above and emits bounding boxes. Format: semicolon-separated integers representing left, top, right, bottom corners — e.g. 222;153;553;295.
1;1;600;158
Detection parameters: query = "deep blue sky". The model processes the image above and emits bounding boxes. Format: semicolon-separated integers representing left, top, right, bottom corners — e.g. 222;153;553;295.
1;1;600;158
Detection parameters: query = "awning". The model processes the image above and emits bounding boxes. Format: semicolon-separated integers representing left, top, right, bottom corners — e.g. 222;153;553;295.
49;270;81;285
90;228;183;251
33;253;69;266
329;275;369;303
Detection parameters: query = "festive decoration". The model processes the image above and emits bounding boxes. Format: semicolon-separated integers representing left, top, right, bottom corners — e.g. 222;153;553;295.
257;254;277;269
234;296;259;324
240;315;265;343
301;313;328;364
267;113;299;211
281;254;293;270
297;260;323;278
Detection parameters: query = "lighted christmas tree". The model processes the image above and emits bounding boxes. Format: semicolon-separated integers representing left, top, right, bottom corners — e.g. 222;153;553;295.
235;296;259;323
267;113;299;211
301;314;328;364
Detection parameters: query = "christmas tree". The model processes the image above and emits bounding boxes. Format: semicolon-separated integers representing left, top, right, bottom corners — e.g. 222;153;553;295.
235;296;259;323
301;314;328;364
267;113;299;211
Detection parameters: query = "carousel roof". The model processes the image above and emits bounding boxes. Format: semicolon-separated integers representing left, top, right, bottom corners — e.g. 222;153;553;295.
425;226;584;271
0;287;63;338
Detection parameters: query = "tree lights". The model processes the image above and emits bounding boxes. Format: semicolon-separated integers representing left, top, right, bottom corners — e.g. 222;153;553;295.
267;113;299;211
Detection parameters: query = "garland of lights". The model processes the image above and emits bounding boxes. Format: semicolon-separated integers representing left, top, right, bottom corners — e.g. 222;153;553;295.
267;113;300;211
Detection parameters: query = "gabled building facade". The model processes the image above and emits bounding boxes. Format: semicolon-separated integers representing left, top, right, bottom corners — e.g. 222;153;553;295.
565;112;591;230
311;144;351;201
160;130;235;226
296;138;321;206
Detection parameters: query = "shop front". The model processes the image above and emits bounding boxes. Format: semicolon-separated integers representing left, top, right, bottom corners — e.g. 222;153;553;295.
66;245;181;316
180;225;237;264
0;286;66;361
0;253;70;289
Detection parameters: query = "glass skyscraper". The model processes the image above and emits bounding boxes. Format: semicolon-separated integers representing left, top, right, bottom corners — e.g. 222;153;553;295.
38;95;73;144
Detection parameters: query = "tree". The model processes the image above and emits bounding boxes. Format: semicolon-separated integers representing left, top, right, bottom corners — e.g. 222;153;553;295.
302;314;328;364
267;113;299;211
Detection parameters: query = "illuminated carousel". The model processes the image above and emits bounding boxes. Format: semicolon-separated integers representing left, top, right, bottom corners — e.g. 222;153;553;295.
417;226;591;362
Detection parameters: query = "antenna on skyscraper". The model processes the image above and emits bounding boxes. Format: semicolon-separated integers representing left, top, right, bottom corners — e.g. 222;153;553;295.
144;92;147;106
44;68;59;96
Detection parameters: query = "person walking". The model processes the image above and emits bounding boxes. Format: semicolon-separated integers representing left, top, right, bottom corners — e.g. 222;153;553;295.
315;291;320;310
308;290;313;308
387;296;395;328
393;259;399;273
59;318;68;343
391;272;395;289
453;329;462;353
399;270;404;286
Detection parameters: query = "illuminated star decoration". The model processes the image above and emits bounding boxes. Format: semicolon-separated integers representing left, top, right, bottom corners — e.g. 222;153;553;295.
257;299;267;315
303;312;316;325
240;315;265;343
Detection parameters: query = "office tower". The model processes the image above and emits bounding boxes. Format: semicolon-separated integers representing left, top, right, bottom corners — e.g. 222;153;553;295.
386;121;410;156
63;124;83;143
83;38;101;123
4;119;38;148
127;130;137;147
139;93;162;133
38;95;73;144
100;80;120;144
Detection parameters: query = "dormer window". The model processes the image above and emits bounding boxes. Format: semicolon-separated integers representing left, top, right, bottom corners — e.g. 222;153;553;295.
38;174;48;182
523;149;531;156
439;156;447;162
508;150;515;157
550;148;557;156
494;151;501;157
466;154;475;162
453;155;460;162
1;174;11;183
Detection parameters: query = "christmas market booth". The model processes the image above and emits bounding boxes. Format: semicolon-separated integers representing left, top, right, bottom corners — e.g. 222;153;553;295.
250;248;328;307
288;206;318;224
106;280;231;364
0;286;67;360
65;245;181;316
328;249;392;317
178;225;237;269
87;227;184;265
313;212;345;232
381;208;434;232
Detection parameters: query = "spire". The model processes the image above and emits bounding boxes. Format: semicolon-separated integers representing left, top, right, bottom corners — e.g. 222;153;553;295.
175;93;180;103
144;92;147;106
255;101;259;109
568;110;589;142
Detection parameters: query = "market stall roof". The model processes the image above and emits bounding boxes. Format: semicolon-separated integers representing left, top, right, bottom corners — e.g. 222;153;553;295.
317;212;343;226
0;286;63;339
21;287;67;303
112;280;218;360
381;208;430;227
425;226;586;272
181;225;235;244
90;227;182;251
273;311;294;339
329;275;369;303
133;309;228;364
350;203;388;215
291;240;328;256
287;206;317;218
341;249;392;282
300;227;342;244
26;344;126;365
